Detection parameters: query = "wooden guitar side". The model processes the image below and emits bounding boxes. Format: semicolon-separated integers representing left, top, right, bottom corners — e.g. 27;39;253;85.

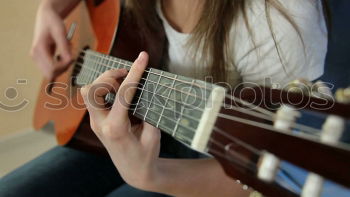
33;0;120;145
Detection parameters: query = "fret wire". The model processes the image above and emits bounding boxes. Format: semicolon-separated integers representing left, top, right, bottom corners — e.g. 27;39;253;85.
136;104;196;142
90;53;99;83
76;62;203;120
103;83;201;126
157;75;177;128
80;55;209;104
83;52;90;84
80;53;274;119
96;55;103;81
116;58;122;69
78;66;203;131
83;52;92;84
121;59;128;69
79;50;213;92
76;57;326;148
77;63;320;141
90;52;102;83
78;58;219;130
122;59;129;69
144;70;163;121
99;54;105;75
91;54;98;82
86;53;93;84
84;50;273;121
172;79;195;137
110;56;117;70
103;55;109;74
141;71;153;120
80;54;214;117
116;58;125;70
113;56;120;69
115;58;123;69
133;70;149;117
184;79;195;105
87;53;94;84
79;55;295;135
80;68;304;154
76;63;321;144
136;91;200;124
77;54;85;85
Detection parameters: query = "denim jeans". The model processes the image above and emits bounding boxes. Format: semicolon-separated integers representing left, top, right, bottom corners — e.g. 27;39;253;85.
0;146;169;197
0;132;204;197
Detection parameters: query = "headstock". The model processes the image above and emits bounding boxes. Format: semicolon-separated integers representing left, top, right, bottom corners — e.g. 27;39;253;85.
208;80;350;197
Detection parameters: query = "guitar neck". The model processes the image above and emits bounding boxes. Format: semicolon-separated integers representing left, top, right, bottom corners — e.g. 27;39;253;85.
74;50;350;197
75;49;226;152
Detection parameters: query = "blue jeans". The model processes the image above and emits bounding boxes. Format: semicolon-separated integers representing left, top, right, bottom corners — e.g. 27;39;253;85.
0;146;169;197
0;131;203;197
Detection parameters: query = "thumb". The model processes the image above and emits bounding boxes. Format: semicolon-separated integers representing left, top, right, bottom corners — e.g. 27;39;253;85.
141;123;161;151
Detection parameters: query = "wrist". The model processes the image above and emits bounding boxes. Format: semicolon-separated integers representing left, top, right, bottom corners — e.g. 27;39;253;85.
140;159;170;193
40;0;80;18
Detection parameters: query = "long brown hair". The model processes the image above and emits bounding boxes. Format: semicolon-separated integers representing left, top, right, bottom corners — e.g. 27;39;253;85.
125;0;329;84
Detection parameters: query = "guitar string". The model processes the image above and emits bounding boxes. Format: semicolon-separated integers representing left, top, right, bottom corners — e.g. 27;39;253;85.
78;53;273;121
81;51;322;135
79;50;274;117
75;55;275;123
81;67;303;191
76;65;325;152
211;126;310;191
73;65;345;182
78;50;334;134
75;61;323;137
76;62;268;124
66;50;331;188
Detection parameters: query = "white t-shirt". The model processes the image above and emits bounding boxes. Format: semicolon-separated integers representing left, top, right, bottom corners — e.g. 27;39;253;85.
156;0;328;87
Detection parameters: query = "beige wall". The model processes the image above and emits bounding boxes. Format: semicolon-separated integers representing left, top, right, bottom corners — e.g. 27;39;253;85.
0;0;42;138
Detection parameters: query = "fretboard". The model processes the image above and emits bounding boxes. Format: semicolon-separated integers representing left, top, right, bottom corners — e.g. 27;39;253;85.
75;49;226;152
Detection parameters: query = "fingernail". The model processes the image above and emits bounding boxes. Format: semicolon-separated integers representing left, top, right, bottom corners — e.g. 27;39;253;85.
137;52;144;62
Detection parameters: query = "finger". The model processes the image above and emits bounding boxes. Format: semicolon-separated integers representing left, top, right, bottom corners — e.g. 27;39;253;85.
141;123;161;152
81;69;128;121
110;52;149;120
94;68;128;85
31;40;55;81
51;21;72;67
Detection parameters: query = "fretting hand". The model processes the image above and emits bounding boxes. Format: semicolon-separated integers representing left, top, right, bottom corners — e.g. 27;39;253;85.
80;52;163;190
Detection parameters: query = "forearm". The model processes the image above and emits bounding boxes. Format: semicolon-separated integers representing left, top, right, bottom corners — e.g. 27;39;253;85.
40;0;81;18
148;158;252;197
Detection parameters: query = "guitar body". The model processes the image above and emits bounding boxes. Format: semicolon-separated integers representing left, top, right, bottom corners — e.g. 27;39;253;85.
33;0;166;150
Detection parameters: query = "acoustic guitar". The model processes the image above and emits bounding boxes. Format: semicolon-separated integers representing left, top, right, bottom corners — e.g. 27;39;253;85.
33;0;350;196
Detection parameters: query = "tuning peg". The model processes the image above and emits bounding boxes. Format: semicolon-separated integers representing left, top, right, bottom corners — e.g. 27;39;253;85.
286;79;335;100
321;115;345;144
301;173;324;197
301;115;345;197
274;105;300;132
285;79;312;95
249;191;264;197
335;87;350;104
260;105;293;183
257;151;280;183
311;80;333;100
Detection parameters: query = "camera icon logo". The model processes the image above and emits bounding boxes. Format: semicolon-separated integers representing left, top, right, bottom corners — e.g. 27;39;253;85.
0;79;29;112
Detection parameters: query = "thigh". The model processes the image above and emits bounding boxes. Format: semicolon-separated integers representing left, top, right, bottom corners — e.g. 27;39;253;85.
105;184;171;197
0;146;124;197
